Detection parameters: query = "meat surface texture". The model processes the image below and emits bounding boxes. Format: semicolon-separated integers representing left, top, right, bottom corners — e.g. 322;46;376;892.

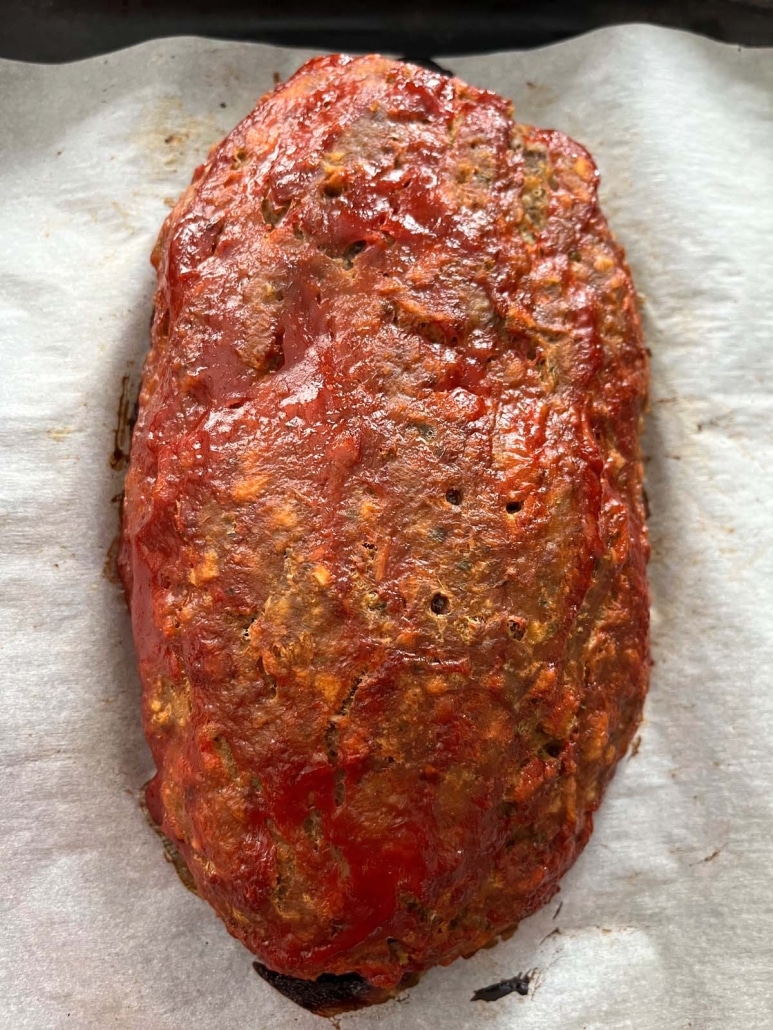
120;54;649;996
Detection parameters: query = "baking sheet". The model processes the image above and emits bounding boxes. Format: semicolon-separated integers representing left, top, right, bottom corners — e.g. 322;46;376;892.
1;24;772;1029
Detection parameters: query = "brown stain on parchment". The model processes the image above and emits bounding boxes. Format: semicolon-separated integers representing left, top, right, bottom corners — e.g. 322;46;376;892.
524;80;558;105
105;373;139;585
47;426;73;441
109;200;137;236
689;844;727;867
111;374;137;471
132;95;229;182
103;530;123;586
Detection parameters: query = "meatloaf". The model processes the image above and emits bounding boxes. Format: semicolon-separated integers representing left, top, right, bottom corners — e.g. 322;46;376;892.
119;53;649;1001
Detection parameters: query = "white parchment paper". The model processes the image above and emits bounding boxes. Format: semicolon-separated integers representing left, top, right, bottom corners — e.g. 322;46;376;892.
1;25;772;1029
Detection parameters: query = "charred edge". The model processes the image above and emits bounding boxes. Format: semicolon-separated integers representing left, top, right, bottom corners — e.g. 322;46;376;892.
252;963;419;1016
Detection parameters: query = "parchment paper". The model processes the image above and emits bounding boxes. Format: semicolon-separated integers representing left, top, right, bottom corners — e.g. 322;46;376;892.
1;25;772;1030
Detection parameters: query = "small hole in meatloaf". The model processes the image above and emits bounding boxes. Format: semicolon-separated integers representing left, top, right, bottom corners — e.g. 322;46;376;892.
525;341;546;365
342;241;367;269
322;175;344;198
381;300;399;324
261;194;289;227
506;500;522;514
413;422;436;441
266;349;284;374
430;592;450;615
507;617;526;640
445;488;462;506
302;810;322;849
545;741;563;759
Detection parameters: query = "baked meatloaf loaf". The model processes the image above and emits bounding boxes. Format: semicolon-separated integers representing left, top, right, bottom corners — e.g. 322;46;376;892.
120;53;649;1002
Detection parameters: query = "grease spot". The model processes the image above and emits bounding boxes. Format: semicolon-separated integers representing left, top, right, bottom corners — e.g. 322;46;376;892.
47;426;72;441
131;95;227;180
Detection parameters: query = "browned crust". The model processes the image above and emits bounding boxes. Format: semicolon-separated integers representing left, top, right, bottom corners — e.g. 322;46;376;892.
120;54;649;997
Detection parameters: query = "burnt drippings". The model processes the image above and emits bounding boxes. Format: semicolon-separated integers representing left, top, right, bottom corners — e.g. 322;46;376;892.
252;963;417;1016
471;971;532;1002
102;532;122;585
103;482;126;587
139;786;199;896
110;374;138;471
103;490;125;585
